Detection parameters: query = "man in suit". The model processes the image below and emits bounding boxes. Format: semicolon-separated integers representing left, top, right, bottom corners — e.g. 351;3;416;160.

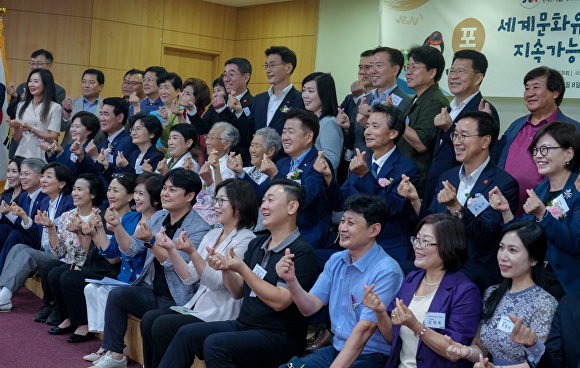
72;97;137;184
318;104;420;273
233;46;304;161
398;45;450;197
423;50;500;206
497;66;580;216
187;58;255;165
399;111;519;291
60;69;106;147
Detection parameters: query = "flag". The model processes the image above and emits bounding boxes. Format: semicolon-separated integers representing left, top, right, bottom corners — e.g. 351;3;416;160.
0;7;9;185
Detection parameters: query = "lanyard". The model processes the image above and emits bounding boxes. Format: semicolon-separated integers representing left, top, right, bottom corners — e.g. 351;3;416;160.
47;194;62;220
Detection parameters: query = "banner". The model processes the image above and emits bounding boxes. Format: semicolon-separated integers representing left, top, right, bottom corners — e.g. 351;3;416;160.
379;0;580;98
0;7;8;182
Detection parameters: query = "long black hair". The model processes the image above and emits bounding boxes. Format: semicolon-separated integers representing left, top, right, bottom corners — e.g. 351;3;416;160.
19;68;57;123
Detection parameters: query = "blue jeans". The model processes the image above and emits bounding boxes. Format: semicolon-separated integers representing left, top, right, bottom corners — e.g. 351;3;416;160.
280;346;388;368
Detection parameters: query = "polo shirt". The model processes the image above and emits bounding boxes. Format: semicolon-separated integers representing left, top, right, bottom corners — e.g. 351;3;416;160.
140;96;164;116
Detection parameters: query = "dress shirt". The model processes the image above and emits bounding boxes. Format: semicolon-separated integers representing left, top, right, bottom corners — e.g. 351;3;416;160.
82;97;100;114
266;83;293;126
354;89;375;104
104;127;125;148
371;145;396;173
290;147;313;173
456;156;490;206
449;92;479;122
370;85;396;106
41;195;61;252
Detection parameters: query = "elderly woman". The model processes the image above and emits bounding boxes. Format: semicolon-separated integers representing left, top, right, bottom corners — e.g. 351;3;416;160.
490;121;580;298
363;213;482;368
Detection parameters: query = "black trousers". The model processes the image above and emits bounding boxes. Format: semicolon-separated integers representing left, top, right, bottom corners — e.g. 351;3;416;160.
41;259;67;305
140;308;203;368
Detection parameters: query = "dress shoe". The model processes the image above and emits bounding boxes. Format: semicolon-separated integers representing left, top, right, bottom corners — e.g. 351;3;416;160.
48;325;76;335
46;308;63;325
302;324;333;355
34;305;52;322
68;332;96;343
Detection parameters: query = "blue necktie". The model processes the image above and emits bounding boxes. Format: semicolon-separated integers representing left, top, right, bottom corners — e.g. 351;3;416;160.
371;163;379;178
22;194;32;216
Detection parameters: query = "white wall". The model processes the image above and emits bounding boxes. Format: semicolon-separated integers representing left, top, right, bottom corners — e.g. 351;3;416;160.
315;0;580;133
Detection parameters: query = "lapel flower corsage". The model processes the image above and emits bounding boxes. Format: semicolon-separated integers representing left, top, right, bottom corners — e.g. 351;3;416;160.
465;193;482;207
546;201;566;220
103;143;114;155
564;189;573;200
287;169;303;180
378;178;394;187
280;105;290;113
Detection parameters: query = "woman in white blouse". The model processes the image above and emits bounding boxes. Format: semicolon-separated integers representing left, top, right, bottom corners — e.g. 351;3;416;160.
10;69;61;160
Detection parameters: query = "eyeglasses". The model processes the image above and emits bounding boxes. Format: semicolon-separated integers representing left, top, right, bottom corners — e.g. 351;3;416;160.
410;236;437;249
204;134;222;142
29;62;50;67
445;67;478;77
20;171;36;178
141;77;156;83
263;63;287;70
532;145;563;156
222;72;241;79
450;133;482;143
130;126;144;133
405;64;426;73
123;80;143;86
213;197;229;206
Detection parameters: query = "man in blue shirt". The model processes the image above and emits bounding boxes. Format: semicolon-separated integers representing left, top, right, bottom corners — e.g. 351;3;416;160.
277;193;404;368
130;66;167;117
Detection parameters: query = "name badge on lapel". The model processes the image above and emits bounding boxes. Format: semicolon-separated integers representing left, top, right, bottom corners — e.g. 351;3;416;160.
107;154;114;164
551;194;570;216
424;312;446;329
468;196;490;217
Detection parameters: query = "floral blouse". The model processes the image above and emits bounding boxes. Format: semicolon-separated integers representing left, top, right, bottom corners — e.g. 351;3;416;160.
52;208;89;266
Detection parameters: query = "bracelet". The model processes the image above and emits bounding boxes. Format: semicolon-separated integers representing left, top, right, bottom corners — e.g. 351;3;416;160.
464;345;473;359
413;325;427;338
64;107;72;113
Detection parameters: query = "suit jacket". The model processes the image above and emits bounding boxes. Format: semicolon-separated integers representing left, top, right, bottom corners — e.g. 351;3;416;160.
324;147;420;273
398;83;450;197
386;270;482;368
10;190;49;249
497;110;580;168
120;145;165;175
423;160;519;291
243;147;333;249
60;96;105;147
424;92;500;206
47;140;90;179
24;194;75;248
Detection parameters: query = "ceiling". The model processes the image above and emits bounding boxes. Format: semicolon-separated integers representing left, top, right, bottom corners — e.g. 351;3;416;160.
204;0;293;6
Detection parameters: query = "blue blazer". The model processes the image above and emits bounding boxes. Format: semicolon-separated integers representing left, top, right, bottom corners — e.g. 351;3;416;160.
120;145;165;175
10;191;49;249
496;110;580;168
386;270;482;368
24;194;75;247
243;147;333;250
324;147;420;273
424;92;500;206
47;140;90;179
424;160;519;291
510;173;580;294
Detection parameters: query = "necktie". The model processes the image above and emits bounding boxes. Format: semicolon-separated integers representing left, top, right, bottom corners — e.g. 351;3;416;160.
371;163;379;178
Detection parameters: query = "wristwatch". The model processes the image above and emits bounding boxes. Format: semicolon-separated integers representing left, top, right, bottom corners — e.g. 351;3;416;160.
451;210;463;219
144;242;153;249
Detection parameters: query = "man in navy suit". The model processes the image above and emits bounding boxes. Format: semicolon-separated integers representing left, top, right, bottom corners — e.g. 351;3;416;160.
317;104;420;273
424;50;500;206
399;111;519;291
229;109;334;265
233;46;304;161
72;97;137;184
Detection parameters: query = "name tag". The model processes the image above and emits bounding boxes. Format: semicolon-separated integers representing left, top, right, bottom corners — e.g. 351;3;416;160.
36;138;42;146
390;93;403;107
107;154;114;164
497;315;515;333
424;312;446;329
70;153;78;162
243;106;251;116
552;194;570;215
293;179;302;185
468;195;490;217
136;166;143;174
250;264;267;297
405;116;410;125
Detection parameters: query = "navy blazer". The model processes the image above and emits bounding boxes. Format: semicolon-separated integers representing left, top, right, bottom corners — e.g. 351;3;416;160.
386;270;482;368
120;145;165;175
497;110;580;168
424;93;500;206
510;173;580;294
424;160;519;291
24;194;75;247
47;140;90;179
11;191;49;249
324;148;420;273
243;147;333;249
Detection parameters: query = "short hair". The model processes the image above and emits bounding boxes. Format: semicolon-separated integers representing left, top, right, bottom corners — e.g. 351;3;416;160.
131;113;163;145
524;66;566;106
269;178;305;214
370;104;406;144
156;72;182;91
415;213;468;272
170;123;198;147
265;46;297;75
31;49;53;64
529;121;580;171
284;109;320;144
225;57;252;84
255;127;282;157
128;68;145;77
215;178;259;230
457;110;499;144
77;173;106;206
360;49;375;58
136;172;164;210
22;158;46;174
83;69;105;85
102;97;129;126
213;122;240;153
144;66;167;78
41;162;73;195
452;50;488;76
183;78;211;111
213;77;225;90
163;168;202;206
301;72;338;119
71;111;101;140
408;45;446;83
343;194;389;227
373;47;405;77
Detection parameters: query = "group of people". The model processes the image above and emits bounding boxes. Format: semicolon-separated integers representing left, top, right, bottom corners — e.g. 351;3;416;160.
0;43;578;368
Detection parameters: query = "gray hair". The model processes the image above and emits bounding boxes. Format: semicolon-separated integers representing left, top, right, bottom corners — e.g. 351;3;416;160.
213;122;240;153
255;127;282;156
22;158;46;174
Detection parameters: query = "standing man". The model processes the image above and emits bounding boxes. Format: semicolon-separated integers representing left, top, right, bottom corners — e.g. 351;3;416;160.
130;66;167;116
122;69;146;102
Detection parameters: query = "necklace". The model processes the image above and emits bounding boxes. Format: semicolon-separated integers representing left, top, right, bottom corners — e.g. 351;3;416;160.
423;275;441;286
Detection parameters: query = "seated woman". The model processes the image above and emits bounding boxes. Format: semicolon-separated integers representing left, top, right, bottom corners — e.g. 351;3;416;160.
0;157;25;232
136;178;259;368
363;213;482;368
83;172;163;362
445;221;558;368
0;162;75;311
149;123;199;175
93;168;211;367
32;173;106;324
43;111;101;178
490;121;580;298
116;113;164;175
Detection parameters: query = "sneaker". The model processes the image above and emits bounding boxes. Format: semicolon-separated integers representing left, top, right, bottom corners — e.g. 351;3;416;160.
92;352;127;368
0;300;11;312
84;348;108;362
34;305;52;322
46;308;62;325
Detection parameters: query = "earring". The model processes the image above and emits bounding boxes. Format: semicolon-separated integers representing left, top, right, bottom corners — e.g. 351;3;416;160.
531;261;537;266
566;162;570;165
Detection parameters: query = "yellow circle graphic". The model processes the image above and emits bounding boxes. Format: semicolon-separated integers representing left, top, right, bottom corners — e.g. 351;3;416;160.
381;0;430;11
452;18;486;53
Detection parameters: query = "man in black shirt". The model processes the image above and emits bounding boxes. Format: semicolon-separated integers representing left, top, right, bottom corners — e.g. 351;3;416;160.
157;178;318;368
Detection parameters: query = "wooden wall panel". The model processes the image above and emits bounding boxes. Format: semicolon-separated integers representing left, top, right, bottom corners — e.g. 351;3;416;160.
163;0;226;38
162;47;218;85
162;30;224;54
92;0;164;28
2;0;93;17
